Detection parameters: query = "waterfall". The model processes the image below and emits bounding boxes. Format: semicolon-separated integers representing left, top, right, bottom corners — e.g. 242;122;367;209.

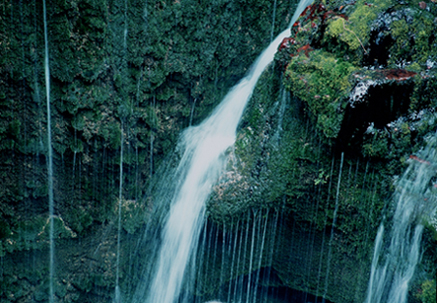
365;133;437;303
133;1;314;302
42;0;55;302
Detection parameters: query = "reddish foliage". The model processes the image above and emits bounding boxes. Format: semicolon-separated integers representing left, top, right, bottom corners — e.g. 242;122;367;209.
379;69;417;81
278;2;351;59
297;44;313;57
409;155;431;165
322;10;349;21
300;3;349;23
279;37;297;51
300;3;327;21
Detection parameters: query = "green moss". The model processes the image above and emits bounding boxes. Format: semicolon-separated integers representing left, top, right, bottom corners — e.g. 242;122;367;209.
416;279;437;303
389;7;437;66
284;50;357;138
121;198;146;234
64;207;93;234
325;0;393;52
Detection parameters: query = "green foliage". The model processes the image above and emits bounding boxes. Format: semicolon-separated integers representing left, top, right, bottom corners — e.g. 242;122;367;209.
120;198;146;234
314;168;329;185
0;0;435;301
325;0;393;52
64;206;93;234
0;215;76;255
416;280;437;303
284;50;357;138
389;7;437;66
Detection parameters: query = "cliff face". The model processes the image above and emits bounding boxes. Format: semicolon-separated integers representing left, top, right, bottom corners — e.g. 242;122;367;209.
0;0;436;302
0;0;297;301
205;0;437;302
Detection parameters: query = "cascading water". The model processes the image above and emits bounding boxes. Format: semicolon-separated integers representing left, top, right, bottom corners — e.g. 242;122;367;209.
42;0;55;302
365;133;437;303
133;1;314;302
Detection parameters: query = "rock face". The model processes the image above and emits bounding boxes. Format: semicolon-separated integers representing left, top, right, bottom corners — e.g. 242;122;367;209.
0;0;297;301
204;0;437;302
0;0;436;302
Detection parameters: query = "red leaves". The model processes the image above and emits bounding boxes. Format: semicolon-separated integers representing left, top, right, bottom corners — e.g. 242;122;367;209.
379;69;417;81
300;3;326;21
409;155;431;165
279;37;297;51
278;39;313;57
278;2;351;60
297;44;313;57
322;10;349;21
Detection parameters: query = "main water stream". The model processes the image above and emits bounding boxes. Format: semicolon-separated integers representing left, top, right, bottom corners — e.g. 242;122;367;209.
132;1;314;302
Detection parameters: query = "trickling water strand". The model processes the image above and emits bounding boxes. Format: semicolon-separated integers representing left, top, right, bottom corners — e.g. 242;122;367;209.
135;146;139;201
212;224;220;285
246;212;257;303
365;224;386;303
354;171;379;302
149;97;155;178
189;98;197;126
203;223;214;294
219;223;226;299
316;156;335;297
199;223;209;296
42;0;55;302
270;0;277;42
272;85;288;145
115;123;124;303
232;222;243;302
227;221;239;303
135;1;314;301
123;0;128;54
365;134;437;303
253;209;269;301
262;210;279;301
323;152;344;299
239;214;251;303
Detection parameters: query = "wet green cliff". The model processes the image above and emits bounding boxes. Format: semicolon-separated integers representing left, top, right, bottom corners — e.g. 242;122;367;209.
205;0;437;302
0;0;436;302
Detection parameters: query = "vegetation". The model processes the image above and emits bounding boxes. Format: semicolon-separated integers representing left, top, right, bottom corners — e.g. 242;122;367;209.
207;0;437;301
1;0;436;302
416;279;437;303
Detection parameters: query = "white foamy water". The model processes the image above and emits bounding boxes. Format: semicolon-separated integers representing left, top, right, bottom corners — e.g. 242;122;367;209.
137;1;314;302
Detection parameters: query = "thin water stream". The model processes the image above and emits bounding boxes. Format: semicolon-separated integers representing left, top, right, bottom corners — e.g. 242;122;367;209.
42;0;55;302
115;123;124;303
